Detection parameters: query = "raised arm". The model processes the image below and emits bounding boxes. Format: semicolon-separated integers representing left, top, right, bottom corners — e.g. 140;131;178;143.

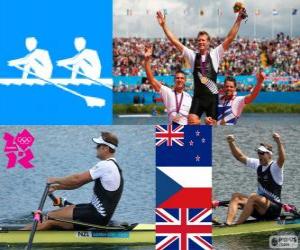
144;46;162;92
156;11;185;53
273;133;285;168
48;171;92;192
226;135;247;164
245;72;265;104
222;11;243;51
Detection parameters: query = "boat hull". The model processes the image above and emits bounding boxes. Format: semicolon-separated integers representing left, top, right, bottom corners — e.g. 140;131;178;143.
0;224;155;245
213;219;300;237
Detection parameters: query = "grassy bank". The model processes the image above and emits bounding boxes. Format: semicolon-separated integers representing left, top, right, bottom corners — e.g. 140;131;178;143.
114;104;300;114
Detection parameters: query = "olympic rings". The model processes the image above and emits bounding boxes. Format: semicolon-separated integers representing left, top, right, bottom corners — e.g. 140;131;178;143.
16;137;33;144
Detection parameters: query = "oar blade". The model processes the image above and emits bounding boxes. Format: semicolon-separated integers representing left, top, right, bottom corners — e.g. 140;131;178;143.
85;96;106;108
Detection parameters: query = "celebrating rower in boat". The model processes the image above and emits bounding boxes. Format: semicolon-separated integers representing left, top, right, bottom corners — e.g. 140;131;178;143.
225;132;285;225
156;9;244;125
23;131;123;230
144;46;192;125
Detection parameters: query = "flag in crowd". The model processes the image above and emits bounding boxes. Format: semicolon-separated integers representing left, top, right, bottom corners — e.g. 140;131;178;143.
217;8;223;16
292;8;298;15
126;9;132;16
272;9;279;15
120;7;297;20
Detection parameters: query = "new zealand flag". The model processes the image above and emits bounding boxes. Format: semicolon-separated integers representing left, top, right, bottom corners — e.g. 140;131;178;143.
155;125;212;166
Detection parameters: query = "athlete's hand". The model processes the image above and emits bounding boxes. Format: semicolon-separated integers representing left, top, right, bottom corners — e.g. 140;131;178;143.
156;11;166;27
188;114;201;125
273;133;281;144
205;117;217;126
47;177;58;184
236;10;244;22
256;71;266;84
172;116;180;123
227;135;235;143
47;178;59;193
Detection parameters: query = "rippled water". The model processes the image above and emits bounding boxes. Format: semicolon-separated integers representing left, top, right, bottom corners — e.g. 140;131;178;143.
0;126;154;249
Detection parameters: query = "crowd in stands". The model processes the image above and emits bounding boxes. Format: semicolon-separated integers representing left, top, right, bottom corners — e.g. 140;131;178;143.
113;33;300;81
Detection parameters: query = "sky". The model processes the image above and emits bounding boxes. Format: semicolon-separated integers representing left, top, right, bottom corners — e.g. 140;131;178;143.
114;0;300;39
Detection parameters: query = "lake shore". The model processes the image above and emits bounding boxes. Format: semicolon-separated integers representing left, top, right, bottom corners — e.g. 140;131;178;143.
114;103;300;114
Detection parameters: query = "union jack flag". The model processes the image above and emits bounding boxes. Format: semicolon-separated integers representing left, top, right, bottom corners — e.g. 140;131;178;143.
155;125;184;147
156;208;212;250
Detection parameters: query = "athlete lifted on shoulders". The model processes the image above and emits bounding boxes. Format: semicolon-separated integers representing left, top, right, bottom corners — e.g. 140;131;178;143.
156;10;244;124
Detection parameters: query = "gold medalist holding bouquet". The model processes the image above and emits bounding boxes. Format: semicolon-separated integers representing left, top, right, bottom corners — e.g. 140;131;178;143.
146;2;264;126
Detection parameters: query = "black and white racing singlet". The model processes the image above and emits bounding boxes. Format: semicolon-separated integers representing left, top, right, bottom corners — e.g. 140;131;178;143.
91;159;124;219
193;52;218;96
257;161;282;203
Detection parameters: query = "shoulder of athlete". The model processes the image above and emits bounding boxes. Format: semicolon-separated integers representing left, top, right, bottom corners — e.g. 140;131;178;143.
183;91;192;99
272;160;284;169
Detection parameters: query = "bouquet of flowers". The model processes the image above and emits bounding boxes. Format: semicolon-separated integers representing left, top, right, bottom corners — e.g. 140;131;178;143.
233;2;248;20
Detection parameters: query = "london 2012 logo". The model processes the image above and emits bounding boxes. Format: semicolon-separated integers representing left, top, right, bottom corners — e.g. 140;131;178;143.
3;129;35;169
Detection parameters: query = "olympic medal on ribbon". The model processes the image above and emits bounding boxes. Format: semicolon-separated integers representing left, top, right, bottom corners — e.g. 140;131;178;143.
200;76;209;84
173;113;182;123
175;113;182;120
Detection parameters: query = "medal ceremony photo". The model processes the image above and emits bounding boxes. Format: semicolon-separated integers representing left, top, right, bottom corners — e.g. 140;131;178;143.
113;0;300;249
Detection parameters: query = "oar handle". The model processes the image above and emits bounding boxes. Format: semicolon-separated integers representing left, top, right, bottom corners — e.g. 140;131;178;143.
48;193;73;207
212;200;230;208
26;183;51;250
257;192;300;216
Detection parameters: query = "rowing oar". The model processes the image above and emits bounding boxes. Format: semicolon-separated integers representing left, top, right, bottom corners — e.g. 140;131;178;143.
213;199;300;217
12;65;105;108
60;65;112;89
48;193;73;207
251;192;300;217
47;215;131;231
26;183;51;250
212;200;230;208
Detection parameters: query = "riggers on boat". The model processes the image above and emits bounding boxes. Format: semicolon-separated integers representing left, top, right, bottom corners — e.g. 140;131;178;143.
0;223;155;246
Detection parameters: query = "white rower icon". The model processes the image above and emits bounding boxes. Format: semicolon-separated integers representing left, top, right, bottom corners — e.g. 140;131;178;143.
4;36;111;108
8;37;53;79
57;37;102;79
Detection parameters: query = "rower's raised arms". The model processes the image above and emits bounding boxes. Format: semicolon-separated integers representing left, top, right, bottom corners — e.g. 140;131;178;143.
226;135;247;164
273;133;285;168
